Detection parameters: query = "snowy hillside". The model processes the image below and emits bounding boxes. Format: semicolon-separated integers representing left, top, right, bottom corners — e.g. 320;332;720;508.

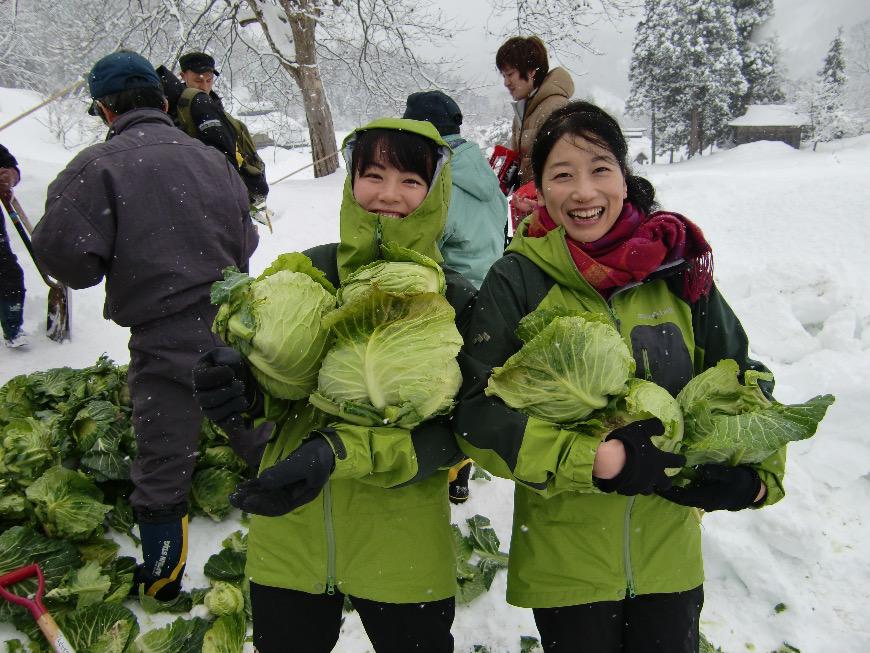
1;86;869;652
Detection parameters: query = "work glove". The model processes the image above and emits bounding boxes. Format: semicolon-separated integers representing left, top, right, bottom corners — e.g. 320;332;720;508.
230;434;336;516
594;418;686;496
656;464;763;512
192;347;259;432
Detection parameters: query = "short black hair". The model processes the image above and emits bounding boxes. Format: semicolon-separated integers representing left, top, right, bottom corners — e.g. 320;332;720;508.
495;36;549;88
531;100;657;215
96;86;166;116
351;128;439;186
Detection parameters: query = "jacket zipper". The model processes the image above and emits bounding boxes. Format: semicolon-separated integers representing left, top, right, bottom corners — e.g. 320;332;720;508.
623;496;636;598
323;482;337;595
641;348;652;380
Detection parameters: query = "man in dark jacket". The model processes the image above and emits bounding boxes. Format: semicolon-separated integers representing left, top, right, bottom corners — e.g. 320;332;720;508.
176;52;269;208
32;50;259;604
0;144;26;348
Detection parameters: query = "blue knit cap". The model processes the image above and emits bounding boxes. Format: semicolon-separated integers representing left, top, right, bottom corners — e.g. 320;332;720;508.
87;51;161;114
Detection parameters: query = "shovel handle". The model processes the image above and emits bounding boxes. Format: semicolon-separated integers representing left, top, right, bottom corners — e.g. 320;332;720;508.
36;612;76;653
0;563;46;618
0;565;75;653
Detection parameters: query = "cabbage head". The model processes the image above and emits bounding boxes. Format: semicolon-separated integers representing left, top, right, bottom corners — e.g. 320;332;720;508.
485;310;635;425
336;243;445;306
25;466;112;541
211;253;336;400
676;359;835;466
309;289;463;428
204;581;245;616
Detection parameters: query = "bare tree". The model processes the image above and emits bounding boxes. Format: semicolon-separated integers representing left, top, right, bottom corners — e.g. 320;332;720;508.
490;0;639;59
239;0;457;177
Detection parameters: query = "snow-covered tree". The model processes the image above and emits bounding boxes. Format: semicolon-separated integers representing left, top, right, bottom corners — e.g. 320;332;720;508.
626;0;747;158
732;0;785;107
811;28;855;147
846;19;870;132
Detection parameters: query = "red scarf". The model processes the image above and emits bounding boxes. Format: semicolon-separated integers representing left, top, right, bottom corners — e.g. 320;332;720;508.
527;202;713;301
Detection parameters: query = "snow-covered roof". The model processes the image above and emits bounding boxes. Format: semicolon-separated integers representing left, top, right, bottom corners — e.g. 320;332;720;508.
729;104;809;127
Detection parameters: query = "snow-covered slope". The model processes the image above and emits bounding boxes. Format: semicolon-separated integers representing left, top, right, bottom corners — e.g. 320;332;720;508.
1;87;868;652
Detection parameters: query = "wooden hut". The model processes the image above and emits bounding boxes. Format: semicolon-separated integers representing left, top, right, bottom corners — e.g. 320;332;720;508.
728;105;809;149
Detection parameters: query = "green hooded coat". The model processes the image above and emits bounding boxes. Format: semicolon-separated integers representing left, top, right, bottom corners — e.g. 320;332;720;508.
245;118;475;603
454;219;786;608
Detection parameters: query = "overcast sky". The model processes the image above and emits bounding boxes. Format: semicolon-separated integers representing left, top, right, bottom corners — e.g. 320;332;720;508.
434;0;870;106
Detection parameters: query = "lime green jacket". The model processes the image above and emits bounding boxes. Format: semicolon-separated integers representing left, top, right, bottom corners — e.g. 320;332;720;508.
245;118;475;602
454;219;786;608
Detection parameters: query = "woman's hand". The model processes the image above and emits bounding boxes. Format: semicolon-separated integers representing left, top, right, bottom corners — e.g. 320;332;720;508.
592;418;685;496
657;464;767;511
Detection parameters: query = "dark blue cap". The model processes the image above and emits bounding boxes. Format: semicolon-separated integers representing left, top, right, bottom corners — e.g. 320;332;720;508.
403;90;463;136
88;51;161;113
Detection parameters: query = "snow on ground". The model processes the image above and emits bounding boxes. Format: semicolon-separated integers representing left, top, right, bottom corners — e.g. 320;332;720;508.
1;86;869;651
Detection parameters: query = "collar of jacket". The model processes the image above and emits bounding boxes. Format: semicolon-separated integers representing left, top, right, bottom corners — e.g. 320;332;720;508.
525;67;575;116
106;108;174;140
336;117;452;282
507;217;688;296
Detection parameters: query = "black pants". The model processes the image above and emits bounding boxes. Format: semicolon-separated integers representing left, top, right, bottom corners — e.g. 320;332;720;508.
250;582;455;653
533;586;703;653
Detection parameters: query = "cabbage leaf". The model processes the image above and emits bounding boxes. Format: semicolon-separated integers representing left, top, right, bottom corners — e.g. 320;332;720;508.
486;311;635;425
310;289;462;428
211;253;336;400
336;243;445;306
676;359;835;465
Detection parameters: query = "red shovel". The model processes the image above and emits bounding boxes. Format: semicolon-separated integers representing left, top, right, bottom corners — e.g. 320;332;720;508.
0;564;75;653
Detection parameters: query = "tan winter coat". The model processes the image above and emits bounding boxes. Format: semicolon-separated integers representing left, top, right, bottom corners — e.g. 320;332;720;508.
510;67;575;185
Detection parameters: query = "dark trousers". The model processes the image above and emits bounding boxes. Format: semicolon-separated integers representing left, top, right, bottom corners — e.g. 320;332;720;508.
533;586;703;653
127;302;222;511
250;582;455;653
0;218;25;340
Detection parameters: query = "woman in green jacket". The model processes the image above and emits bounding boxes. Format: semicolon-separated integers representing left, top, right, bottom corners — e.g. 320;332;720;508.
192;118;475;653
454;101;786;652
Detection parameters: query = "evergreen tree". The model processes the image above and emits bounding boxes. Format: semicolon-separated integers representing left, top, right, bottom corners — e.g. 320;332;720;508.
732;0;785;107
626;0;747;158
811;28;854;146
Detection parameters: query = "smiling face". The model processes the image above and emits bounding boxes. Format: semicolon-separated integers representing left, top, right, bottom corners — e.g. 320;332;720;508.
500;65;536;101
352;157;429;219
537;134;628;243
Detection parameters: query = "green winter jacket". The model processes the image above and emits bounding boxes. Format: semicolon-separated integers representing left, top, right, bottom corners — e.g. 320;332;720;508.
438;135;508;289
454;219;787;608
245;118;475;603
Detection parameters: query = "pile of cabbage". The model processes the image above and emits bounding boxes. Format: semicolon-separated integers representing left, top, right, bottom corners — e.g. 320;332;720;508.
485;308;835;468
212;244;462;428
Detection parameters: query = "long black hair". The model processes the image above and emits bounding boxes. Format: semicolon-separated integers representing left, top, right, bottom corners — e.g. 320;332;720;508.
531;101;657;215
351;128;439;186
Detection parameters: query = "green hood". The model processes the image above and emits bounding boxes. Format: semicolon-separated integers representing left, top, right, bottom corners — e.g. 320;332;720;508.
337;117;452;281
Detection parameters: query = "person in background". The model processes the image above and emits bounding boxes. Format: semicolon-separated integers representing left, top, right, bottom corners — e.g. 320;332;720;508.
455;101;784;652
496;35;574;221
402;89;508;503
0;144;26;349
32;50;258;605
175;52;269;210
191;118;474;652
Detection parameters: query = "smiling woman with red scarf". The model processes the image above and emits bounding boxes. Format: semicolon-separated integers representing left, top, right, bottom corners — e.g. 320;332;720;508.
454;101;787;653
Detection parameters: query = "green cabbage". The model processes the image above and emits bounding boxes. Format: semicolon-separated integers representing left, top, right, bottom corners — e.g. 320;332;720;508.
486;310;636;425
676;359;835;466
309;289;463;428
336;244;446;305
204;581;245;616
211;253;336;400
24;466;112;541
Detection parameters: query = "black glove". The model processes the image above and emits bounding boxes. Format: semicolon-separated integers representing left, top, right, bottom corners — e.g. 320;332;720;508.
192;347;258;432
656;464;763;512
229;434;336;516
595;418;686;496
